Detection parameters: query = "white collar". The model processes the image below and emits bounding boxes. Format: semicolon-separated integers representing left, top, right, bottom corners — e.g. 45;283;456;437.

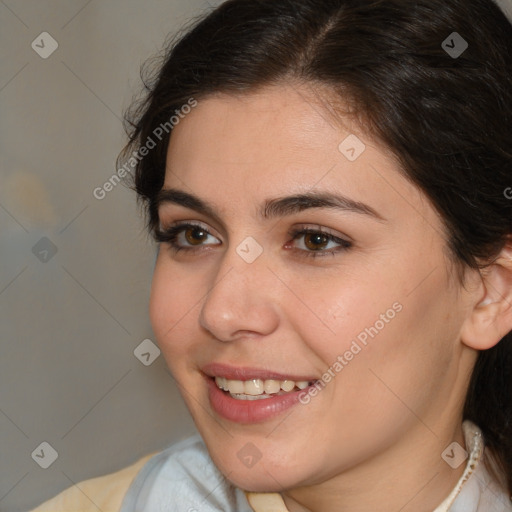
433;420;484;512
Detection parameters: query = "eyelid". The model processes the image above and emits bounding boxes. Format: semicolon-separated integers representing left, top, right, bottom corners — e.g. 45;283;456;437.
289;223;354;244
157;220;221;238
157;220;350;241
158;208;226;238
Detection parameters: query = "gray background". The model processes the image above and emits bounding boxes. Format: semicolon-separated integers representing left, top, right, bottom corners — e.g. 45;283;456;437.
0;1;222;510
1;0;511;511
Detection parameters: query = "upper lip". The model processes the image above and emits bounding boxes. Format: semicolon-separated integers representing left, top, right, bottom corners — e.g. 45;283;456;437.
202;362;317;381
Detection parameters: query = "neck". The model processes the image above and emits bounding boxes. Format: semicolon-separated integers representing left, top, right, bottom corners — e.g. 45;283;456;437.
281;419;467;512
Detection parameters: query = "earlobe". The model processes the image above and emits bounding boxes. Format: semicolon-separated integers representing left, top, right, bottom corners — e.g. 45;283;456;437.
460;243;512;351
461;302;509;350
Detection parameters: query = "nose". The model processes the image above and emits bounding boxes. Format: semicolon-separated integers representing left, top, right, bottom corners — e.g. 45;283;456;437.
198;248;280;342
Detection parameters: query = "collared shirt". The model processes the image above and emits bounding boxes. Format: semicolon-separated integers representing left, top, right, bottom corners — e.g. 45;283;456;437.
31;421;512;512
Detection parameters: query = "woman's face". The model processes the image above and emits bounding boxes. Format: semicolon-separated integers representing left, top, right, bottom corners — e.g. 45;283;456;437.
150;84;478;493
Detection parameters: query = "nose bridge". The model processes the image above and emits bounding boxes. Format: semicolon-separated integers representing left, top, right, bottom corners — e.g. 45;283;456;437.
198;240;279;341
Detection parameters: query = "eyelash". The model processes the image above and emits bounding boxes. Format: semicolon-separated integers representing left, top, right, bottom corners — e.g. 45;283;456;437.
154;222;352;259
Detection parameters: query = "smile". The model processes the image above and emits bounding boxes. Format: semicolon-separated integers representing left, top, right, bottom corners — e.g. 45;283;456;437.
214;377;313;400
202;363;320;423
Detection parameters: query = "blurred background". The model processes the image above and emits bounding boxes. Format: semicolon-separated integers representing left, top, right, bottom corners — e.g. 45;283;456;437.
0;0;511;510
0;1;222;510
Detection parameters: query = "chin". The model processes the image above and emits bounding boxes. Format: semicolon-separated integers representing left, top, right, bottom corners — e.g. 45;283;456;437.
209;447;311;493
224;467;297;493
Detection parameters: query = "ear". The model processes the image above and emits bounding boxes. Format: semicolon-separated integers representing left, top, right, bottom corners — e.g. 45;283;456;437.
460;240;512;350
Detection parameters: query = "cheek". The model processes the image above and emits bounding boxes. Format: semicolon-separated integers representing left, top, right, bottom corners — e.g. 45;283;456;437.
289;258;455;419
149;257;201;371
326;271;456;426
288;266;403;367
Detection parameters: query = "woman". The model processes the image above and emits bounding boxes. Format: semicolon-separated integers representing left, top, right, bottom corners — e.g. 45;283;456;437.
32;0;512;510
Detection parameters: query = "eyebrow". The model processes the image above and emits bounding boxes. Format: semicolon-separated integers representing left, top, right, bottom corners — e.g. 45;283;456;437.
154;188;386;223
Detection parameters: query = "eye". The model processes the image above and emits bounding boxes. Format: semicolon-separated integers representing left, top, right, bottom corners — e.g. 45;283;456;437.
154;222;352;259
154;222;221;252
285;226;352;258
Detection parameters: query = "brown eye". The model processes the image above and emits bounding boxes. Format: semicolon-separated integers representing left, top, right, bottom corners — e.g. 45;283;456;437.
285;227;352;258
303;232;329;251
154;222;221;253
184;226;209;246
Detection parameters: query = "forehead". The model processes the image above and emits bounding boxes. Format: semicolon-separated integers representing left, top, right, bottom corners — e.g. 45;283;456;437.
167;86;340;172
162;84;430;227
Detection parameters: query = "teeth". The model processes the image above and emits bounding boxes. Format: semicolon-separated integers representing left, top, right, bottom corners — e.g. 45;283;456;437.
227;379;244;394
264;379;281;394
280;380;295;392
214;376;313;399
217;377;227;391
244;379;264;395
230;393;272;400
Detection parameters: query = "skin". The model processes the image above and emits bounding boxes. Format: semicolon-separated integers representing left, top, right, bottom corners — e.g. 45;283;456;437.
149;83;511;512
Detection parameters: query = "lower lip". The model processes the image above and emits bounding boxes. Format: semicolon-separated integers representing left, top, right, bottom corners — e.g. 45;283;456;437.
206;376;314;424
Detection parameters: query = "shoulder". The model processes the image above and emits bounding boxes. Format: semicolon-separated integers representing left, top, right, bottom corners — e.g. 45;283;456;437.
121;434;253;511
30;451;157;512
30;435;252;512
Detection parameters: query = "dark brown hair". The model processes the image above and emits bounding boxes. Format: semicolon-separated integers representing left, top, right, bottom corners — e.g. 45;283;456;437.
120;0;512;495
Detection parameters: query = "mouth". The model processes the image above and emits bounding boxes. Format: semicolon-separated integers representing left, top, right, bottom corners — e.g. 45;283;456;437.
214;376;315;400
202;363;319;424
